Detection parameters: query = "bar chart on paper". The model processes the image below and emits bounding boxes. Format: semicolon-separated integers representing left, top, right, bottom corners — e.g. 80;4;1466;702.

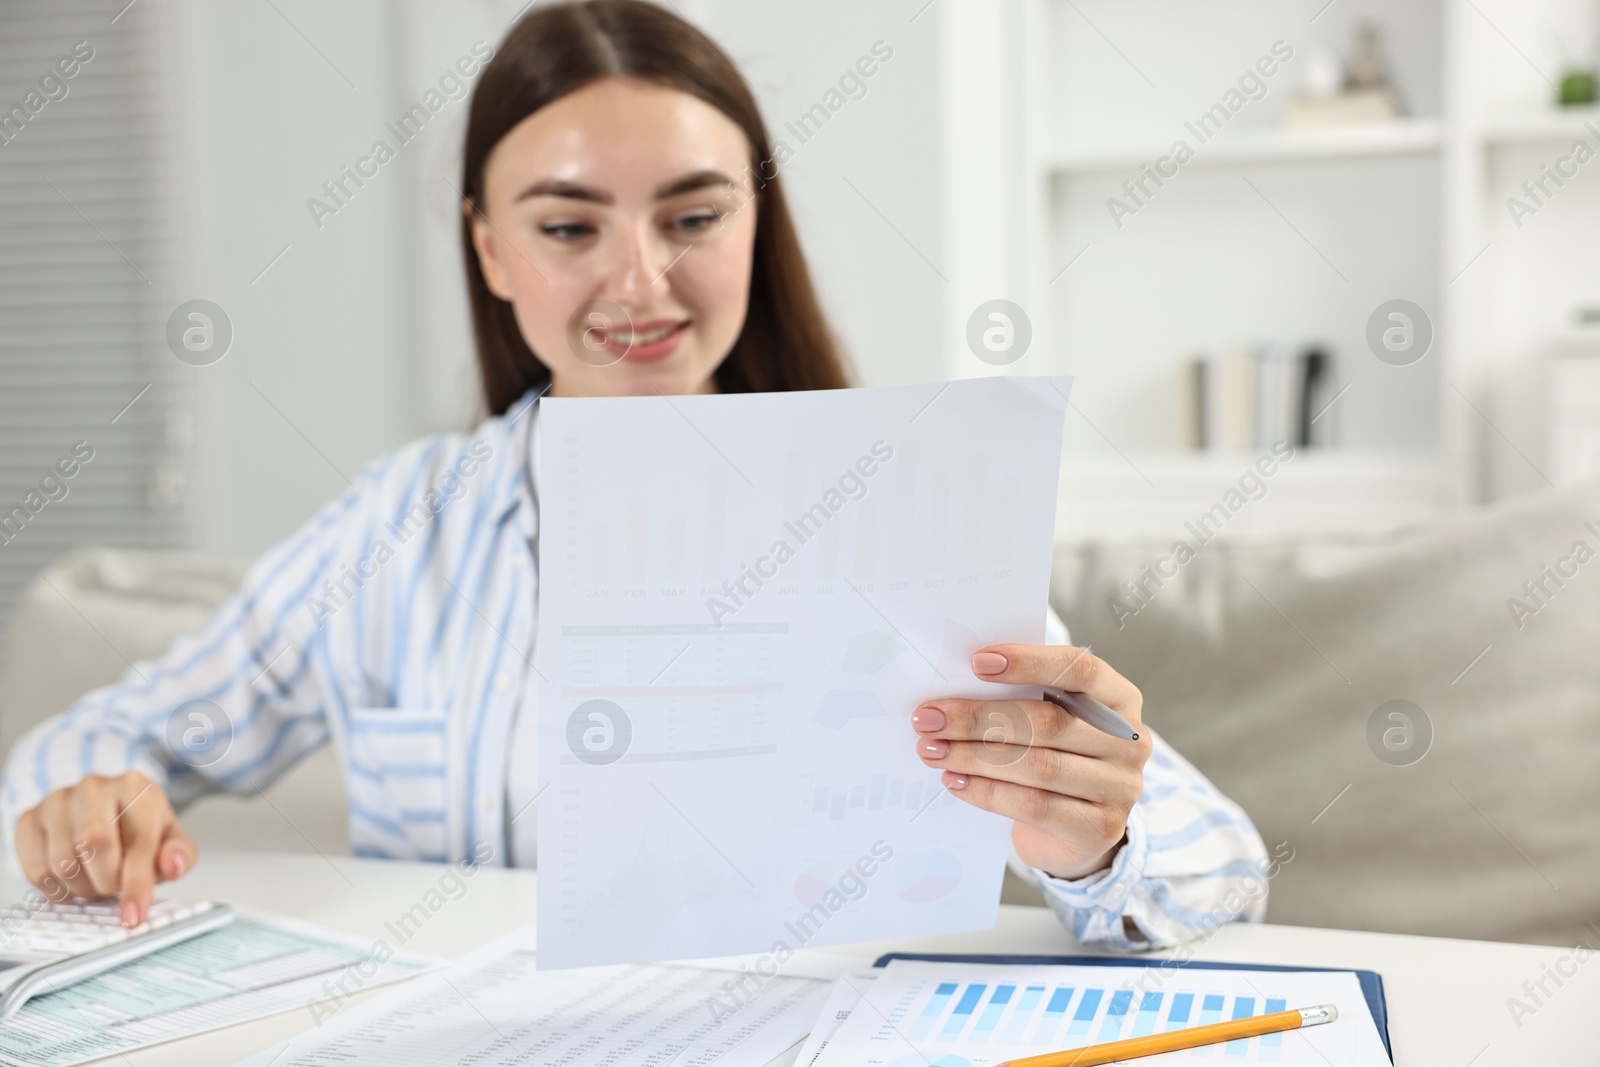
907;982;1288;1058
812;961;1393;1067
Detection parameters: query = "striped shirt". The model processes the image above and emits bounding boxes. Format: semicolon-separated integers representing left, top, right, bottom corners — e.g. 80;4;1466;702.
2;390;1268;950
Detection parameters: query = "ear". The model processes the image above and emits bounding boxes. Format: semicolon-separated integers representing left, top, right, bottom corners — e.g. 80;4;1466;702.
465;198;515;301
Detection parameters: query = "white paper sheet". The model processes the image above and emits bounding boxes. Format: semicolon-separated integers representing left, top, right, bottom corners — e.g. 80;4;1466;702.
535;377;1073;969
793;972;879;1067
232;927;832;1067
810;959;1393;1066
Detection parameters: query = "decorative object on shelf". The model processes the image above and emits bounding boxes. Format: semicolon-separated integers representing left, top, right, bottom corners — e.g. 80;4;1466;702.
1283;21;1403;129
1178;345;1336;453
1559;68;1598;106
1299;47;1343;100
1549;16;1600;106
1300;347;1336;450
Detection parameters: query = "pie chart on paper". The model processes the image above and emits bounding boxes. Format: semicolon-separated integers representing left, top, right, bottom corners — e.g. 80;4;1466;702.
892;848;963;903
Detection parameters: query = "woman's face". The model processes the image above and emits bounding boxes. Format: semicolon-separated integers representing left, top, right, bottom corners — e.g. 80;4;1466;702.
468;77;759;398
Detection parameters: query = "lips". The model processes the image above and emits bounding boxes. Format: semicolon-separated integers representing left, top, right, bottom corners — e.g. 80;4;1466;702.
600;319;689;362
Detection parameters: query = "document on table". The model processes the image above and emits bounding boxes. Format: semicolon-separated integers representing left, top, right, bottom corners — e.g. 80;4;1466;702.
793;972;878;1067
809;960;1393;1066
0;912;434;1067
232;926;836;1067
536;376;1073;969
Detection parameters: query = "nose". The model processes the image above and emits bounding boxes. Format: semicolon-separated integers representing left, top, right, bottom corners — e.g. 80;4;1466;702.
602;218;676;308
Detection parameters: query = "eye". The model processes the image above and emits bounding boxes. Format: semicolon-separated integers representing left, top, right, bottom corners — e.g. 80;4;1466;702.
671;209;723;235
539;221;596;241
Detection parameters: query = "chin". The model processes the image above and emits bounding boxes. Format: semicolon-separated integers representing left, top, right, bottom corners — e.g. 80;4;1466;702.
610;358;716;397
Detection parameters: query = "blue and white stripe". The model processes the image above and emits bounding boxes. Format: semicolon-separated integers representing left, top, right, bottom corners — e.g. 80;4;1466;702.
3;388;1267;950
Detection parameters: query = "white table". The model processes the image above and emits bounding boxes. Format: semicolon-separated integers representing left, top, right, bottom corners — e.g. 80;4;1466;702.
6;852;1590;1066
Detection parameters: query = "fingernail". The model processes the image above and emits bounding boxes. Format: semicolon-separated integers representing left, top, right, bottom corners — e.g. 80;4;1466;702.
120;900;140;928
911;706;946;732
972;652;1008;676
917;738;949;760
943;772;969;790
167;851;187;879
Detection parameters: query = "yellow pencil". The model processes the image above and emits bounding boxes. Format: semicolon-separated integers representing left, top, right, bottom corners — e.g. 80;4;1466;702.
995;1004;1337;1067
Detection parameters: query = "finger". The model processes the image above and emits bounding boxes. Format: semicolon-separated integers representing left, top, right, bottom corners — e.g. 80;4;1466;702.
917;739;1136;805
939;770;1127;845
971;645;1142;722
116;821;160;928
65;779;125;898
156;823;197;883
12;812;50;892
114;777;174;927
913;697;1131;759
35;791;100;899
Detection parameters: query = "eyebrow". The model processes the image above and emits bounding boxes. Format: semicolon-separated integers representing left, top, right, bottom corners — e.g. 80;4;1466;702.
513;169;738;205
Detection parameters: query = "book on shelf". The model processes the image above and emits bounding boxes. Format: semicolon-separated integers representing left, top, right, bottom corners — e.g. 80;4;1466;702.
1179;344;1337;452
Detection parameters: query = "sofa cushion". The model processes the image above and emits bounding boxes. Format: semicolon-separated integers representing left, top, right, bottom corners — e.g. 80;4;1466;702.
0;550;348;857
1050;478;1600;947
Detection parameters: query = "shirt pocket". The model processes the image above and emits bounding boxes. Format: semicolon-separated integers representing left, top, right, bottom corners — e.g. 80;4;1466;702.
341;706;450;861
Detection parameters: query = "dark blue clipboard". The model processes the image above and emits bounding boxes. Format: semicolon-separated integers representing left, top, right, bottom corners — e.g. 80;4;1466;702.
872;953;1392;1063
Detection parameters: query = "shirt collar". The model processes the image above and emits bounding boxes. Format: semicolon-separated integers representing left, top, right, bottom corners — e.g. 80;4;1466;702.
494;384;548;539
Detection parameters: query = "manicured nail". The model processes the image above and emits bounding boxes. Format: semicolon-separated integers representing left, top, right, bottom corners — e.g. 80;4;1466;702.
918;738;949;760
120;900;141;928
943;772;970;790
166;851;187;879
972;652;1008;676
911;706;946;732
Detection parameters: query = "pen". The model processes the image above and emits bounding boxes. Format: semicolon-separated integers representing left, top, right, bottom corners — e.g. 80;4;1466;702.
995;1003;1337;1067
1040;685;1140;742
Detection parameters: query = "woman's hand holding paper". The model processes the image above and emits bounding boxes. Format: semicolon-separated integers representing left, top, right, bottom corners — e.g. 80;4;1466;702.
912;645;1153;881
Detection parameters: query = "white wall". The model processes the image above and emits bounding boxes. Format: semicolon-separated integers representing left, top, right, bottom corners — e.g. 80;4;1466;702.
165;0;417;560
695;0;948;388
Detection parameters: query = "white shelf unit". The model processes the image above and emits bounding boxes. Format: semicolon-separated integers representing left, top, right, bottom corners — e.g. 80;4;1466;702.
1055;449;1440;540
1481;105;1600;144
938;0;1600;538
1043;118;1445;173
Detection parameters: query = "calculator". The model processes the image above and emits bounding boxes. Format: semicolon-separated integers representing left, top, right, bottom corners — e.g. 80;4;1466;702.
0;897;234;1018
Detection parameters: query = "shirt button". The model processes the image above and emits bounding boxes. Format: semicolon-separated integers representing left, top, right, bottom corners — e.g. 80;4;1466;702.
495;673;512;692
476;796;492;812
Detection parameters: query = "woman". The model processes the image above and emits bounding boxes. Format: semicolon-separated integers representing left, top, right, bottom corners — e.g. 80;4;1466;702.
2;0;1266;951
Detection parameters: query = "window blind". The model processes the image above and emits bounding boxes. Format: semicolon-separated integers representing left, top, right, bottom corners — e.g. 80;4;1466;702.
0;0;184;644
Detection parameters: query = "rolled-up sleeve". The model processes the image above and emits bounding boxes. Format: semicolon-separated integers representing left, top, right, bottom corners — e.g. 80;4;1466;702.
1013;608;1270;950
1;464;381;852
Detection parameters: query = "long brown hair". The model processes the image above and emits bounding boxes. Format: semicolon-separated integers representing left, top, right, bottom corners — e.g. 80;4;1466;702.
461;0;853;415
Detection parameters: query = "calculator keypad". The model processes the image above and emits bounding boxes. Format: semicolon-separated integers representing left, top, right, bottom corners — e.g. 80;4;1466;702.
0;899;214;956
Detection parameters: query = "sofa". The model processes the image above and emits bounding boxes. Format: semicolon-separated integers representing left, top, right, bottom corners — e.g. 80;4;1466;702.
3;479;1596;948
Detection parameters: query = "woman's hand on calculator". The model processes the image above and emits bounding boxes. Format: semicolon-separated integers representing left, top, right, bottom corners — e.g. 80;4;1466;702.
12;772;197;929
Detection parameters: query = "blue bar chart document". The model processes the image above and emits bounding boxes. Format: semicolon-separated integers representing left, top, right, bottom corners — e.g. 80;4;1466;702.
536;378;1073;968
808;961;1392;1066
